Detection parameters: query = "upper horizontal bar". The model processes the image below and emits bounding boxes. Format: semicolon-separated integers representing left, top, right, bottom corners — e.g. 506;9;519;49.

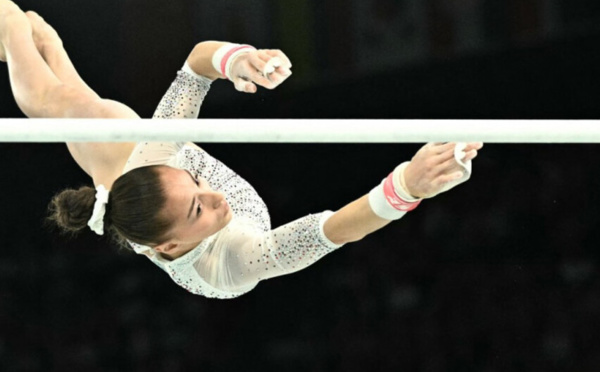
0;119;599;143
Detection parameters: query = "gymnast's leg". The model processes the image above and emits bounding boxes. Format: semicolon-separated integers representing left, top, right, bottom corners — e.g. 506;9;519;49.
24;11;98;99
0;0;64;117
0;0;137;118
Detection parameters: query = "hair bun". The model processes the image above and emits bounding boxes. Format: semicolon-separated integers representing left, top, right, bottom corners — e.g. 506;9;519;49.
48;186;97;233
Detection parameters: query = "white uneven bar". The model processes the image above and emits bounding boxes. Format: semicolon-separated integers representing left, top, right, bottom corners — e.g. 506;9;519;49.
0;119;599;143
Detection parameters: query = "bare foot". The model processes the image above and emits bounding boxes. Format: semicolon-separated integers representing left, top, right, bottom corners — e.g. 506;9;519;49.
25;11;62;58
0;0;26;62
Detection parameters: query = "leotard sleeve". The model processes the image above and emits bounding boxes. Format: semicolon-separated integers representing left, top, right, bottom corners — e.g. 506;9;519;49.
122;64;212;172
192;212;344;295
152;64;212;119
165;145;345;297
126;71;346;298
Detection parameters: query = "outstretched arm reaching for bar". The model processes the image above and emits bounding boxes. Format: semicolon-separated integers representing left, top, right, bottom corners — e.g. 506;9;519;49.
323;142;482;244
194;142;483;294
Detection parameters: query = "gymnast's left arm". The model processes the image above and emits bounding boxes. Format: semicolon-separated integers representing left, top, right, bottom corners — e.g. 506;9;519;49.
152;41;292;119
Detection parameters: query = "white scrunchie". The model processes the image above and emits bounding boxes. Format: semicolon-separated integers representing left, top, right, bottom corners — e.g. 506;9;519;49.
88;185;110;235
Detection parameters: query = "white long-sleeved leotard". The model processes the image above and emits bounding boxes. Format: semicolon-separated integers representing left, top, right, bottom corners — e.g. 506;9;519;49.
123;66;344;299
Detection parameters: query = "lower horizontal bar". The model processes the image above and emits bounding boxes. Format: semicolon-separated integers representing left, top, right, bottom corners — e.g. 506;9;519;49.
0;119;598;143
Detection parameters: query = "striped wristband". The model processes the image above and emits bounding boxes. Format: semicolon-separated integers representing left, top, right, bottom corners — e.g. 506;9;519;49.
211;43;256;80
368;162;422;220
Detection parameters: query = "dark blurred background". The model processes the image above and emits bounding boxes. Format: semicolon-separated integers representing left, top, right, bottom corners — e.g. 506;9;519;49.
2;0;600;371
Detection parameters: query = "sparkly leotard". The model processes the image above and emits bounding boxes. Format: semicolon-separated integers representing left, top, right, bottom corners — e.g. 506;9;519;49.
122;66;343;299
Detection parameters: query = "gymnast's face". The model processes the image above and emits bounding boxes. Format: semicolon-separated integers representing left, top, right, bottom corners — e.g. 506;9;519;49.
155;166;232;256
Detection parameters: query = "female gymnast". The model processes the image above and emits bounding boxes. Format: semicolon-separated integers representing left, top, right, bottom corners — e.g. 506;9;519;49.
1;1;483;298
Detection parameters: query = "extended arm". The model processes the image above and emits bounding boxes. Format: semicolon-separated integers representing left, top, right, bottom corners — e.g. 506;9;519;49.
323;142;483;244
152;41;293;119
195;142;482;295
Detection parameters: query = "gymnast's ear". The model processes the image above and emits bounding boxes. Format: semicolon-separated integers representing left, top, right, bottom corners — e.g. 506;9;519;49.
153;242;179;254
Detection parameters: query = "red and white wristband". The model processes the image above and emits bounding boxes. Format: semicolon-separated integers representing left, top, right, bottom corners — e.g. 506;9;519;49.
211;43;256;81
368;162;422;220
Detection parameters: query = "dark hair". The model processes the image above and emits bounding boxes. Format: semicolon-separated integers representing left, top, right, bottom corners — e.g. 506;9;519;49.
47;165;173;248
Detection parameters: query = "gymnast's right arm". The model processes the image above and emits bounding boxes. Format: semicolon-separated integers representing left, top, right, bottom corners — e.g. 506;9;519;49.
195;142;483;294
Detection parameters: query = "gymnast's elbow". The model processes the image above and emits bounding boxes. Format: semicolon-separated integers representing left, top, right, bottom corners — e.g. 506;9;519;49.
323;217;369;246
327;231;367;246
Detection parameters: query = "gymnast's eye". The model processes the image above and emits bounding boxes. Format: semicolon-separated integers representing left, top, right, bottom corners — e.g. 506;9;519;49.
196;203;202;216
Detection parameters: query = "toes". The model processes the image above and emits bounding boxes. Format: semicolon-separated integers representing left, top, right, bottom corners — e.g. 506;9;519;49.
24;10;41;23
25;10;49;32
24;10;59;42
25;10;42;19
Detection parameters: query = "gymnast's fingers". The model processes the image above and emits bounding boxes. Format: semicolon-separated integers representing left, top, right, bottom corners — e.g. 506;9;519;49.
463;142;484;152
432;142;456;154
265;70;292;87
247;53;268;74
242;59;291;89
462;148;479;162
235;79;257;94
264;49;292;68
435;171;465;187
438;147;478;172
437;155;466;175
260;50;292;77
428;142;483;156
250;73;274;89
431;142;482;165
245;55;281;82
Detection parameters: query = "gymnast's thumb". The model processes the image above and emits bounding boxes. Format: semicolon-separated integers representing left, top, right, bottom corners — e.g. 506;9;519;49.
235;80;257;94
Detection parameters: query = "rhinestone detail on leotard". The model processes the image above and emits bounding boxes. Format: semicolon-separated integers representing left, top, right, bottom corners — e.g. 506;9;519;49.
124;68;343;299
152;71;212;119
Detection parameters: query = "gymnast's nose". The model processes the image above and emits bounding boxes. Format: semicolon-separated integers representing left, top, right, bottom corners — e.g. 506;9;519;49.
207;191;226;210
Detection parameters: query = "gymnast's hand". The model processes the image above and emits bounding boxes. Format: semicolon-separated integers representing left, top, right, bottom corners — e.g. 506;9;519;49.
403;142;483;199
229;49;292;93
